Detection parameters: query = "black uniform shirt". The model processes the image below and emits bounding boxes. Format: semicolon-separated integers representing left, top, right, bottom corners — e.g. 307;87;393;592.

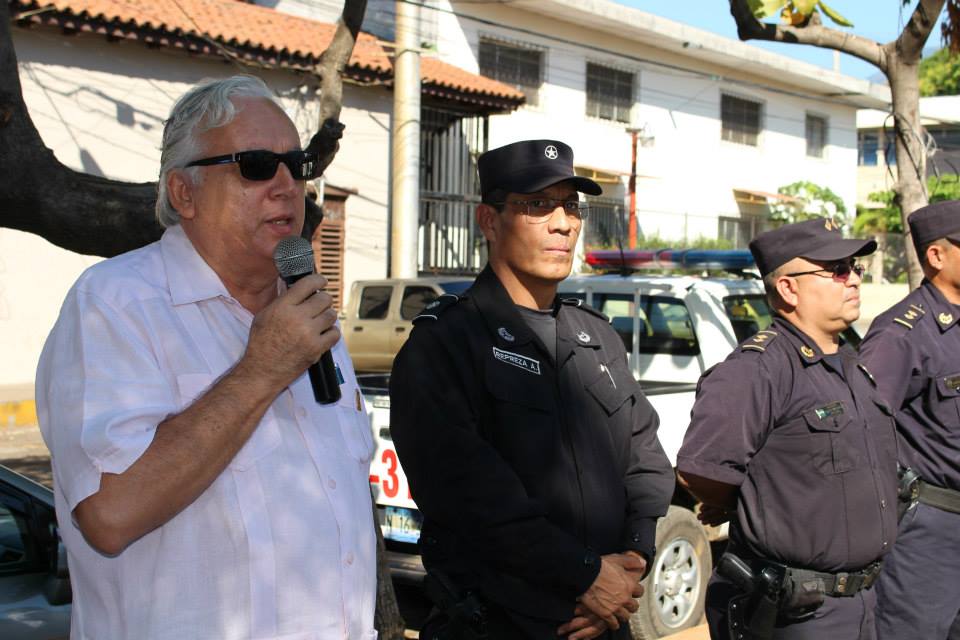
860;280;960;491
390;266;674;624
677;316;899;572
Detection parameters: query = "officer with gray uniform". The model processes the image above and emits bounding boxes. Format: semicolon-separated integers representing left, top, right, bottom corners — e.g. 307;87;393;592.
859;201;960;640
677;218;899;640
390;140;675;639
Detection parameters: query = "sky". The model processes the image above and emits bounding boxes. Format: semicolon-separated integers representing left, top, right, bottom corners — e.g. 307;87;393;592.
612;1;948;81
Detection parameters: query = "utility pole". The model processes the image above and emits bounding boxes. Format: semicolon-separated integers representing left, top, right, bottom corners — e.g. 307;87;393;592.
390;0;421;278
626;128;640;250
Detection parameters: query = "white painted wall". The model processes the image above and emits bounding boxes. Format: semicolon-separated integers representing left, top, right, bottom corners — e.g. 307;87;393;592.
5;28;392;396
437;1;861;243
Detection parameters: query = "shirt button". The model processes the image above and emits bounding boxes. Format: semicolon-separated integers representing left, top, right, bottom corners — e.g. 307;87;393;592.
328;477;337;490
344;552;355;566
296;406;307;419
880;499;887;509
882;541;888;548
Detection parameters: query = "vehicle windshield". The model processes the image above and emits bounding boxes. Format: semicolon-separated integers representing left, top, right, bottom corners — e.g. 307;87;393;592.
722;293;862;348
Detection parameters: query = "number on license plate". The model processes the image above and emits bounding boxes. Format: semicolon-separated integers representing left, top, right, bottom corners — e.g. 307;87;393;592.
380;506;422;544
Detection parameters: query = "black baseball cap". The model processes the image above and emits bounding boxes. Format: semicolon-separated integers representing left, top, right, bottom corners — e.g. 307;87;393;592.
477;139;602;203
749;218;877;277
908;200;960;257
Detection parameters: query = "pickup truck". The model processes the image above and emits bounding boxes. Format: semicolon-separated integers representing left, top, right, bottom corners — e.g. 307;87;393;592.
341;277;472;372
361;269;861;639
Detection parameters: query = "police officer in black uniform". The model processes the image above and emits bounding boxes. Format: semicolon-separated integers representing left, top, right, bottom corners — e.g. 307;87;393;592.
859;201;960;640
389;140;674;640
677;219;899;640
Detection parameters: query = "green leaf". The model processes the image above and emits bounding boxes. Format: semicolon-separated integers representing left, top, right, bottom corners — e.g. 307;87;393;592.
747;0;788;19
817;0;854;27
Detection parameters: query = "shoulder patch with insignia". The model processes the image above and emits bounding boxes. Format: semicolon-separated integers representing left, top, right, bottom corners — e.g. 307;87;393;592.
892;303;925;330
560;298;609;322
742;330;778;352
413;294;462;323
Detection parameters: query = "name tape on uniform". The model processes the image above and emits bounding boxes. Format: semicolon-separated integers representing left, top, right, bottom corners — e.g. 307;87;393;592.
492;347;541;375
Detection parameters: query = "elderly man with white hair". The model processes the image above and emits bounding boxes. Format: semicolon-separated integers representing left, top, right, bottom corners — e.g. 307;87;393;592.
36;75;377;640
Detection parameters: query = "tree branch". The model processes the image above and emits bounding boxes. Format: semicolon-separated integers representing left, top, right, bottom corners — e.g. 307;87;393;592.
728;0;888;72
305;0;368;179
895;0;947;63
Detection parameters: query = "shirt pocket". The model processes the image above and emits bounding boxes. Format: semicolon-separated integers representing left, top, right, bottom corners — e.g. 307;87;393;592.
175;373;281;471
801;402;860;474
935;372;960;423
585;355;635;416
335;381;375;464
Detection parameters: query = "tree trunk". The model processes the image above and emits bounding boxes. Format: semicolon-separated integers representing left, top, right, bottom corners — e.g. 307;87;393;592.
887;56;928;289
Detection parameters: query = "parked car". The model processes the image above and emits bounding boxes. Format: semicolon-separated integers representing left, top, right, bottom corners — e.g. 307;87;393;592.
0;464;71;640
341;277;473;372
362;264;862;639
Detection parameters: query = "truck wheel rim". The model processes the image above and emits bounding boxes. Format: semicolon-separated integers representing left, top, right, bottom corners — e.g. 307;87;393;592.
652;537;700;629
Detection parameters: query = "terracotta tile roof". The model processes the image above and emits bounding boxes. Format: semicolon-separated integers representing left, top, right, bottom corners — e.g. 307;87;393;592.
12;0;525;109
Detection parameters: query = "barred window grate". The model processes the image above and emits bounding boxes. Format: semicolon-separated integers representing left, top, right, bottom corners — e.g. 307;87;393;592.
586;63;633;123
479;39;543;106
721;94;762;146
806;114;827;158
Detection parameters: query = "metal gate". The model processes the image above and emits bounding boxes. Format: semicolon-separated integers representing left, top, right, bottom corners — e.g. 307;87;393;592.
584;196;627;248
419;107;488;275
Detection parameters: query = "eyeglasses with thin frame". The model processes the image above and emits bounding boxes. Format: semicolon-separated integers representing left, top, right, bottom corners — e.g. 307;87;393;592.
786;261;865;282
491;198;590;224
185;149;319;181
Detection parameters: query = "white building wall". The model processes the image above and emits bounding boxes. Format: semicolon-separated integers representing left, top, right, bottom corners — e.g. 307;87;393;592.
438;1;861;243
4;29;392;398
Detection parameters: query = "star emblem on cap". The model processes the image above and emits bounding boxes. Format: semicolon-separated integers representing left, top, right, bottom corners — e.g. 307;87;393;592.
544;145;559;160
939;312;954;326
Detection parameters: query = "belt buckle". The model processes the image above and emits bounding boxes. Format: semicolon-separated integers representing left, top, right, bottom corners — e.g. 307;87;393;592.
835;573;849;595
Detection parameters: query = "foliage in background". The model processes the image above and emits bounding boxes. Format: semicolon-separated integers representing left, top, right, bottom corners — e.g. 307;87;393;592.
747;0;853;27
856;174;960;236
919;47;960;95
632;234;734;251
770;181;849;225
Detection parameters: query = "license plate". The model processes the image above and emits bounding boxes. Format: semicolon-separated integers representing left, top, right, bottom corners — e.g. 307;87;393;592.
381;506;422;544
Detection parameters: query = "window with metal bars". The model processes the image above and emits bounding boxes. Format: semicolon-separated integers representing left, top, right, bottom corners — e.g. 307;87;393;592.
721;94;762;146
586;63;633;123
806;114;828;158
478;38;543;106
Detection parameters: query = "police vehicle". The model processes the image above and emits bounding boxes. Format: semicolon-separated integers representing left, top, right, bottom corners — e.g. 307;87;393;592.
362;249;859;639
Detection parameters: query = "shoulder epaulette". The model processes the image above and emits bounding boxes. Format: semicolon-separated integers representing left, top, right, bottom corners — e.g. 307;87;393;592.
892;303;926;330
413;293;462;323
560;298;609;322
741;330;778;352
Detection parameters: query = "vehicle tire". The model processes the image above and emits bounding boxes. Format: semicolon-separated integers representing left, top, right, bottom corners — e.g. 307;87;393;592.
630;506;711;639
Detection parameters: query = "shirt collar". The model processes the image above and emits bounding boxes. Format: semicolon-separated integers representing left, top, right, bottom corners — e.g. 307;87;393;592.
160;225;232;306
921;279;960;333
771;315;826;365
470;265;544;348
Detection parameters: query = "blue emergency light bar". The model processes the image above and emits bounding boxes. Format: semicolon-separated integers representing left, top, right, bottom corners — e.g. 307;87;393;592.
586;249;756;271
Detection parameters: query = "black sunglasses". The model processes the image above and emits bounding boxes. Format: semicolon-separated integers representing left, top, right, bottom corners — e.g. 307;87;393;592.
786;261;865;282
185;149;319;181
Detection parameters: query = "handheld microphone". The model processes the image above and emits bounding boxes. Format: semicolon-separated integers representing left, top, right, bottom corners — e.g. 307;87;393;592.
273;236;342;404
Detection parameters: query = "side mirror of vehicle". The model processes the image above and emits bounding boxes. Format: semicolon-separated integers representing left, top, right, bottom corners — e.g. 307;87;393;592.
44;538;72;606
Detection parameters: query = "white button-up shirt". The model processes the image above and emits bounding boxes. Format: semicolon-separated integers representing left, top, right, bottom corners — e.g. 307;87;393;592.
36;225;377;640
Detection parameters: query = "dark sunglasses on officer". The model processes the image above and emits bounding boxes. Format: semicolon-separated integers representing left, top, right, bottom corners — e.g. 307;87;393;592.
786;259;865;283
185;149;319;181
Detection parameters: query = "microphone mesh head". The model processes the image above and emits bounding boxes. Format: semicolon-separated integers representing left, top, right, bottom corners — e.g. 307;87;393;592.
273;236;315;278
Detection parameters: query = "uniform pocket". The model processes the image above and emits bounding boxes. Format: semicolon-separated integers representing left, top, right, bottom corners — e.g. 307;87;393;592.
175;373;282;471
801;402;859;474
585;356;635;416
935;372;960;423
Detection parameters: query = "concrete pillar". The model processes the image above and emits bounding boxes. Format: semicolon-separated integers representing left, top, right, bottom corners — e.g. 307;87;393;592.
390;0;421;278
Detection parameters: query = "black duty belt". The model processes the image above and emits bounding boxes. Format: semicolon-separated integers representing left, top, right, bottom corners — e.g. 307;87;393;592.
785;562;883;597
917;479;960;514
